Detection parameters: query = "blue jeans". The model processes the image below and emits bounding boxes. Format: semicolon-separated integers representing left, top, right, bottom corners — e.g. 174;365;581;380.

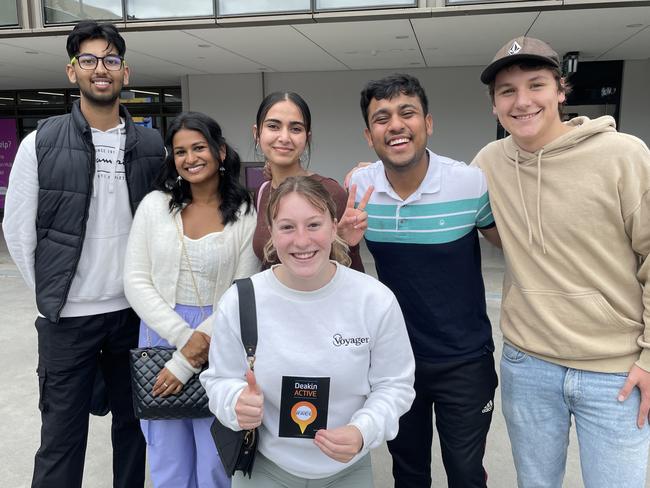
500;342;650;488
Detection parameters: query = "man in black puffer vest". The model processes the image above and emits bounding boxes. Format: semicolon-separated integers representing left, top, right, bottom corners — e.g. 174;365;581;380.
3;21;164;488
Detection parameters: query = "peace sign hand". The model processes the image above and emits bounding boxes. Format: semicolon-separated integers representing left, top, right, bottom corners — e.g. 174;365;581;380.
338;184;374;247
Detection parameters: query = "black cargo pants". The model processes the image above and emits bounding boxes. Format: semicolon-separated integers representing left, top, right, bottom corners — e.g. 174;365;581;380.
32;308;145;488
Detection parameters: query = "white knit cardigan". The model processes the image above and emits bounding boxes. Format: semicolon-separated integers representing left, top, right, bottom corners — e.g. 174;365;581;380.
124;190;260;382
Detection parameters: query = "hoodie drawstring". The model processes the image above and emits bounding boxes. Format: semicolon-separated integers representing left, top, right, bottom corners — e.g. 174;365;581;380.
514;149;547;254
514;150;533;247
535;149;547;254
108;127;121;194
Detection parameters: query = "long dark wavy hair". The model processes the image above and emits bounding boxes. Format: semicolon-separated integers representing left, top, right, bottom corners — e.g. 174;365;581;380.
154;112;252;224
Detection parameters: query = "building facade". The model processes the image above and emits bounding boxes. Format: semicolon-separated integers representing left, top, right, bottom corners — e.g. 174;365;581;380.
0;0;648;199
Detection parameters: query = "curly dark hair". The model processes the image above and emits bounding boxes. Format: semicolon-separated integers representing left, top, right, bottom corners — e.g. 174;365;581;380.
154;112;252;224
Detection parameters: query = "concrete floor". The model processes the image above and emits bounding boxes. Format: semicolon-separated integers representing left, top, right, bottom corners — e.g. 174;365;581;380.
0;233;639;487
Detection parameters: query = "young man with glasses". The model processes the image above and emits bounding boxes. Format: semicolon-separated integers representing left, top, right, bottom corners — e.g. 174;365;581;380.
3;20;164;488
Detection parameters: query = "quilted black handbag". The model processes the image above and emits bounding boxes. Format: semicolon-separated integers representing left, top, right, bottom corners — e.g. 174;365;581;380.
129;217;211;420
129;346;210;420
211;278;259;478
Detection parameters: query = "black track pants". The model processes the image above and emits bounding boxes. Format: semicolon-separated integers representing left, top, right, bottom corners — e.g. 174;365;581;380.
388;354;498;488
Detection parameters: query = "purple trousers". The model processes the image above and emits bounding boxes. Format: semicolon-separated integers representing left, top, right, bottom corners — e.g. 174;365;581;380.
139;304;230;488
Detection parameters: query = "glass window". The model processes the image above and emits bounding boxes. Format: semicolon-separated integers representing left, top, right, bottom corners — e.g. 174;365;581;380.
163;88;182;104
445;0;526;3
20;117;41;138
68;89;81;104
0;1;19;26
120;89;160;104
43;0;122;24
217;0;310;16
126;0;213;19
316;0;416;9
0;92;16;106
18;91;66;106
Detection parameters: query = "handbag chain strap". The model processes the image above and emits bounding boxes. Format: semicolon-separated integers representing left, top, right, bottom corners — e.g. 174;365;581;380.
141;214;209;350
174;213;208;320
144;213;208;349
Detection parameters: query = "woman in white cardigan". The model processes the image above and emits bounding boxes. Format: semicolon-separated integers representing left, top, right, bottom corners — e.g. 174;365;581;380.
124;112;259;488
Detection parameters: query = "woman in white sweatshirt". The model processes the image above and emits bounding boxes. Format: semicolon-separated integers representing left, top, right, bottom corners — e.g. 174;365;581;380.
124;112;260;488
201;176;415;487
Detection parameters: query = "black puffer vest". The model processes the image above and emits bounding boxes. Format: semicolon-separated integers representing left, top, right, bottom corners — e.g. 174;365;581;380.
35;101;164;322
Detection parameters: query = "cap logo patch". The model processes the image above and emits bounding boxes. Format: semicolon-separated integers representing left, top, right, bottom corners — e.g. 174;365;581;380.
507;41;522;55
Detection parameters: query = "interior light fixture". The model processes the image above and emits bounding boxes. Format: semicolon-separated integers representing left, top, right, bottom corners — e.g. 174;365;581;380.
562;51;579;76
129;89;159;96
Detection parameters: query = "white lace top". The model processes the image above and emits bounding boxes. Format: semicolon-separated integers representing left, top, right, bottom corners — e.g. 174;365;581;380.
176;232;221;306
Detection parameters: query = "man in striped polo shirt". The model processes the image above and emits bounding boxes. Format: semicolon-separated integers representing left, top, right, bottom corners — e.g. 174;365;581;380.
349;73;500;488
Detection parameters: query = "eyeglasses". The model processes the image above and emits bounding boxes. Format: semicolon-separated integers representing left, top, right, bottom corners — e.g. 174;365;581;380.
71;53;124;71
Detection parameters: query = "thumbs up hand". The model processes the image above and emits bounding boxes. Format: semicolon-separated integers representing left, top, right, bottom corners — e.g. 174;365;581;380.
235;369;264;430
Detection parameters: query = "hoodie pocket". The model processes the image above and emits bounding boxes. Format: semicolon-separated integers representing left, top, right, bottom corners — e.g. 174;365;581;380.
502;286;642;359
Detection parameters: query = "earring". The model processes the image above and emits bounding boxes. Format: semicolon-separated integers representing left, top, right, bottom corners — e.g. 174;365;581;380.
175;175;183;187
254;141;264;160
219;166;226;175
299;150;310;168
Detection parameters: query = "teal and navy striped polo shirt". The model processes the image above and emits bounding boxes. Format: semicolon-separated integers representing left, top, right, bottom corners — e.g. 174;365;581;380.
350;149;495;362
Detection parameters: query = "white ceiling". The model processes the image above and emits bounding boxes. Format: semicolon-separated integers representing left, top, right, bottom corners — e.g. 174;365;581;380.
0;5;647;90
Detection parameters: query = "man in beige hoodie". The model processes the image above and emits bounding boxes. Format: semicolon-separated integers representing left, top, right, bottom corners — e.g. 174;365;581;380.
473;37;650;487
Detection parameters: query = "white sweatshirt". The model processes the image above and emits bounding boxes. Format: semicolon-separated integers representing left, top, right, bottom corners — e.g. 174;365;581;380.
201;264;415;479
3;122;134;317
124;190;260;383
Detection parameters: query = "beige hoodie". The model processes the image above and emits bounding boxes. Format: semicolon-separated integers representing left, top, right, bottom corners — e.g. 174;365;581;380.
473;116;650;372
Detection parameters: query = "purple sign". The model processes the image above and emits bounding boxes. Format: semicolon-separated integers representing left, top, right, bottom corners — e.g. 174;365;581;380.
245;165;266;192
0;119;18;209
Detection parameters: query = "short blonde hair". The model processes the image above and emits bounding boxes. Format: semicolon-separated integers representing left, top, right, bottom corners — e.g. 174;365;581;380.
263;176;351;267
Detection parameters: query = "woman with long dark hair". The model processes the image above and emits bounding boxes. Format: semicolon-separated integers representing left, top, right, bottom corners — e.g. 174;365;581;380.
252;91;367;272
124;112;259;487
